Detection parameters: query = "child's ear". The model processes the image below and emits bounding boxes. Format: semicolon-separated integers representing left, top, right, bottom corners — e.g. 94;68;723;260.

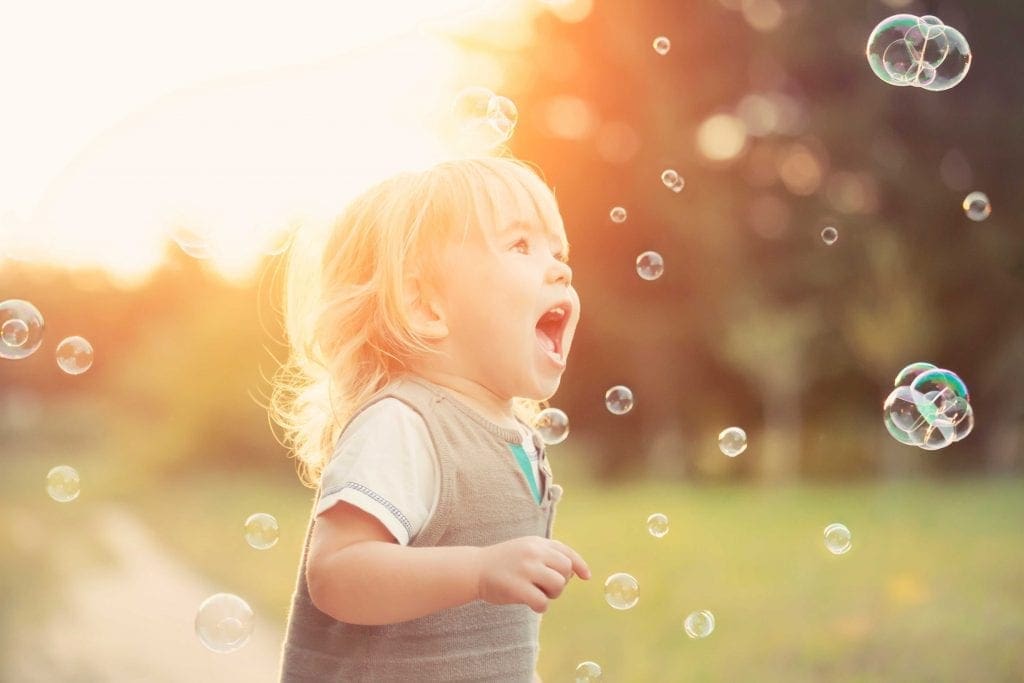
403;273;449;340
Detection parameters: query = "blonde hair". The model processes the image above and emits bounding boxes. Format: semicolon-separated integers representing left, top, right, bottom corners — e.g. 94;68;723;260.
270;157;563;487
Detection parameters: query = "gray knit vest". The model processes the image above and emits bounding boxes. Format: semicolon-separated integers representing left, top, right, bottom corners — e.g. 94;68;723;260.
279;375;563;682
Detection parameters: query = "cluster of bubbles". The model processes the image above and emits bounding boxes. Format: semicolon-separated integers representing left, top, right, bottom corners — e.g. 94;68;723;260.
866;14;971;91
244;512;280;550
451;86;519;152
963;191;991;221
604;385;634;415
824;523;852;555
46;465;81;503
683;610;716;639
883;362;974;451
636;251;664;281
646;512;669;538
1;299;94;374
821;226;839;245
660;169;684;193
194;592;255;653
603;572;640;610
718;427;748;457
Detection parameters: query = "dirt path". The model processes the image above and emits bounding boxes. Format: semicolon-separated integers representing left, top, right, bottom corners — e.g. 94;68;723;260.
4;505;284;682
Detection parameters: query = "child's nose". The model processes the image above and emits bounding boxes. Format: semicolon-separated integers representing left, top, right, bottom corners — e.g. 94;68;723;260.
547;259;572;286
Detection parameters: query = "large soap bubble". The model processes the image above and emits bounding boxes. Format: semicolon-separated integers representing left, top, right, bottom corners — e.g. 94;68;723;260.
866;14;971;91
883;362;973;450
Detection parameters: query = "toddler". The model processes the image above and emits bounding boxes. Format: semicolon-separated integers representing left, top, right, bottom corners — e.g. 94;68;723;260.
272;156;589;682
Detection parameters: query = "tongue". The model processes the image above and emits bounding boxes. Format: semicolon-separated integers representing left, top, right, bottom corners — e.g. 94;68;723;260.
535;328;556;353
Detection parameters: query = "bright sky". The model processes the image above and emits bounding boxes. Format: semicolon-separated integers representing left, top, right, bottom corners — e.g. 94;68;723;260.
0;0;568;285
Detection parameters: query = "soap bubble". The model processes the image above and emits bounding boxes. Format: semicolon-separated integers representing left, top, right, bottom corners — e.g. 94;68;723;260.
452;86;518;151
670;176;684;193
894;361;937;388
195;593;254;653
604;572;639;610
866;14;971;91
883;386;927;445
605;385;635;415
636;251;664;281
683;610;716;639
718;426;747;457
55;336;94;375
652;36;671;55
824;523;852;555
646;512;669;538
885;363;973;450
821;226;838;245
609;206;628;223
1;318;29;347
963;191;991;221
244;513;280;550
910;368;969;418
0;299;44;360
575;660;602;681
661;169;679;188
533;407;570;445
46;465;80;503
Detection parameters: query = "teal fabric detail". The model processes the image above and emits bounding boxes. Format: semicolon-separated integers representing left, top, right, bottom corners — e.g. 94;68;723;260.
508;443;541;504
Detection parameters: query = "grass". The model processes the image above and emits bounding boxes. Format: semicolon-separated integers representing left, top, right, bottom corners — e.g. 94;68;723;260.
3;447;1022;681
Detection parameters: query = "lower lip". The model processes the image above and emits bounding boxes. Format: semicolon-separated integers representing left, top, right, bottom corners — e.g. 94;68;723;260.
536;334;566;369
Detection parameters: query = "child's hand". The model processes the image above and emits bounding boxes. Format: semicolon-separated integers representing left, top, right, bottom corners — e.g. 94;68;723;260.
475;536;590;613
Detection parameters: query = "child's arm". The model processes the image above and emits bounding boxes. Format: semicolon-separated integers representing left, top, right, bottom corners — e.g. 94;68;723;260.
306;501;590;626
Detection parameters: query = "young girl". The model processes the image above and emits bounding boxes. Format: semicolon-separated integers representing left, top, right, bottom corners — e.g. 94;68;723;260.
272;156;590;682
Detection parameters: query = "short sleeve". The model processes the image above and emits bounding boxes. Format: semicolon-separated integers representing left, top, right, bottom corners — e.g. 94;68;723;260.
316;398;439;546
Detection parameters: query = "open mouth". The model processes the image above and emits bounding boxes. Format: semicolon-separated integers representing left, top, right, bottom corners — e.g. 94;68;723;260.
535;302;571;363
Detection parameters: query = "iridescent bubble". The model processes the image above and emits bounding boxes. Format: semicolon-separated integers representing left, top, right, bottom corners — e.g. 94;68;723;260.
605;385;635;415
821;226;838;245
575;660;602;682
1;318;29;347
661;169;679;188
824;522;852;555
646;512;669;538
244;513;280;550
894;362;937;388
963;191;991;221
609;206;628;224
917;25;970;92
884;385;927;433
195;593;254;653
636;251;664;281
910;368;969;419
0;299;44;360
683;610;716;639
718;427;747;457
604;572;639;610
55;336;94;375
533;407;570;445
46;465;80;503
652;36;671;55
866;14;970;91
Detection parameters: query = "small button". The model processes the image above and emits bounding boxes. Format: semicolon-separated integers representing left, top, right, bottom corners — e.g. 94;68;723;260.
548;484;563;503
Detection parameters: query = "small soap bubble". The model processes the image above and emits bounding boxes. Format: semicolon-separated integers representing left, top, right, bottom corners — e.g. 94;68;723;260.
195;593;254;653
636;251;664;281
821;226;838;245
670;177;685;193
0;299;44;360
894;362;937;388
646;512;669;538
604;385;634;415
604;572;639;610
244;513;280;550
718;426;747;457
1;318;29;347
652;36;671;55
486;95;519;139
55;336;94;375
962;191;991;221
575;660;602;682
46;465;80;503
910;368;969;417
452;86;517;151
661;169;679;188
824;522;852;555
609;206;627;224
533;407;570;445
683;610;716;639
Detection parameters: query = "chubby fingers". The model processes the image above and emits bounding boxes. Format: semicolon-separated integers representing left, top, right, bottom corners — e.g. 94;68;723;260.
550;539;591;580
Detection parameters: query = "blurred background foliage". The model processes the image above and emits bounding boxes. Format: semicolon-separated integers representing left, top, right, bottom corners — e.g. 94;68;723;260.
2;0;1023;680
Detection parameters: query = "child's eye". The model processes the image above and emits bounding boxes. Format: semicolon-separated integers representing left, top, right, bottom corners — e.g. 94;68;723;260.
511;238;530;254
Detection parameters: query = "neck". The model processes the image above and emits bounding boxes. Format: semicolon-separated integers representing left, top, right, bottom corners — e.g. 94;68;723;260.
407;368;519;430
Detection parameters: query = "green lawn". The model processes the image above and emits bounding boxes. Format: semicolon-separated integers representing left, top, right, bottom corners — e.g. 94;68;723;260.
131;471;1024;682
4;452;1022;682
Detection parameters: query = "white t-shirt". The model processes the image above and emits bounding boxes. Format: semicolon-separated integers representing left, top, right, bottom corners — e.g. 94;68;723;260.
316;397;541;546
